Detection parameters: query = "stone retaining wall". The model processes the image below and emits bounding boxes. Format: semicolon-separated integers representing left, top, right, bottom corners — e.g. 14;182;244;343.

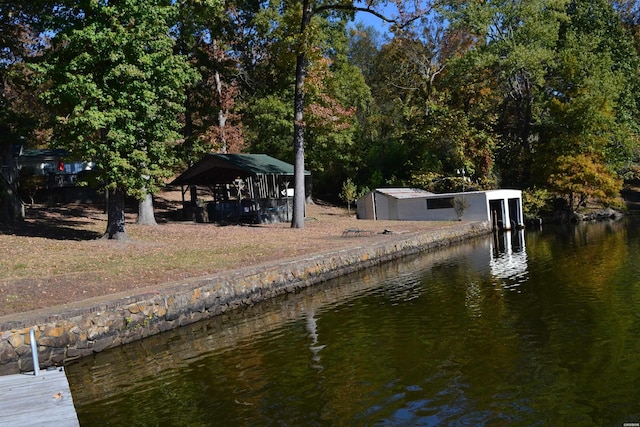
0;221;491;375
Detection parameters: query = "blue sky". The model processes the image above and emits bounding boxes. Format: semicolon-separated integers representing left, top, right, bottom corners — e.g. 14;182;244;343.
353;9;392;30
350;2;398;38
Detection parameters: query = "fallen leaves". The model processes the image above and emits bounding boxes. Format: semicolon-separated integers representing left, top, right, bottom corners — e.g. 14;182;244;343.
0;188;448;317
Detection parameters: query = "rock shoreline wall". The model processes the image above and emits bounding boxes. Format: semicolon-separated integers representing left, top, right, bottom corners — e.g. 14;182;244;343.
0;221;491;375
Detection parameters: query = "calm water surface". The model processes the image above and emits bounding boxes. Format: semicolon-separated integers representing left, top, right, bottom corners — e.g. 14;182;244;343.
66;219;640;426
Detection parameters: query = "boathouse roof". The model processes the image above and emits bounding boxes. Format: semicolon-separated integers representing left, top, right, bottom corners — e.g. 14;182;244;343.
374;188;435;199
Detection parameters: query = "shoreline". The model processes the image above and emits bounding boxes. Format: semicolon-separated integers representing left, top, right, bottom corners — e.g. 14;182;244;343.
0;221;491;375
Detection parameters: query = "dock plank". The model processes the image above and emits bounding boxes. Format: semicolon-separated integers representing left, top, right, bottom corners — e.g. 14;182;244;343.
0;368;79;427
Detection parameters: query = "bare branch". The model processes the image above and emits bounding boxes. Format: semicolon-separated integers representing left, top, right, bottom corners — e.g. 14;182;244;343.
313;4;395;23
312;4;428;29
390;82;418;90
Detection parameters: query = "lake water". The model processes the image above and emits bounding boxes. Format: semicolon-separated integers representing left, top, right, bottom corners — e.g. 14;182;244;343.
66;219;640;426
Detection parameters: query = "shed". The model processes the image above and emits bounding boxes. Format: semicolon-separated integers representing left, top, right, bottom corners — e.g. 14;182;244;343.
356;188;435;221
357;188;524;230
171;153;311;224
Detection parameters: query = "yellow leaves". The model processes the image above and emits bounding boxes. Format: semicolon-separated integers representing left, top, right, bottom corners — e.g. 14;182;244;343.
549;154;622;204
478;86;493;97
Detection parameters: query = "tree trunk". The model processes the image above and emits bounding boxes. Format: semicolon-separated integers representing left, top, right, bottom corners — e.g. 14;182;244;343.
292;60;306;228
215;70;228;154
103;188;130;240
0;141;24;222
291;0;312;229
0;175;25;222
137;193;157;226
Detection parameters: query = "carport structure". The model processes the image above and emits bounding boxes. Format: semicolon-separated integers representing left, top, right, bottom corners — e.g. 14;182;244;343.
171;153;311;224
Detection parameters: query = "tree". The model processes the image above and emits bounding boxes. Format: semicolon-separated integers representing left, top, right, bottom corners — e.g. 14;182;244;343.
244;94;295;163
172;0;243;214
339;177;357;214
302;22;368;197
0;1;52;222
347;22;383;83
289;0;430;228
441;0;639;205
549;154;622;211
242;1;371;202
453;195;469;220
351;15;487;192
611;0;640;51
442;0;569;188
537;0;639;200
35;0;197;239
174;0;243;161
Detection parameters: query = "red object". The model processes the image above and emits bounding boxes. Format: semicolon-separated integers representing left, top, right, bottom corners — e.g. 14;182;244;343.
58;160;64;171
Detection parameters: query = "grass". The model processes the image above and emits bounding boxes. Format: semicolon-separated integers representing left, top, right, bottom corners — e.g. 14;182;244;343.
0;189;455;317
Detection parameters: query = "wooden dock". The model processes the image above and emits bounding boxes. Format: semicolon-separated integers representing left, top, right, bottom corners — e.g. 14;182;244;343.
0;368;79;426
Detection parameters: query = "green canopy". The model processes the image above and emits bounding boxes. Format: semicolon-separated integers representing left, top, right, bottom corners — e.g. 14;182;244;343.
171;154;310;186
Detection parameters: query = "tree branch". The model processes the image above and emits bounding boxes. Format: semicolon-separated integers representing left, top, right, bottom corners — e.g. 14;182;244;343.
312;4;424;29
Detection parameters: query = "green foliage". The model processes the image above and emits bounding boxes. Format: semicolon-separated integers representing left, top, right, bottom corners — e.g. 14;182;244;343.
173;0;241;166
339;177;357;202
244;8;367;197
347;23;382;81
438;0;640;209
453;195;469;219
442;0;570;187
35;0;197;200
244;94;294;163
339;177;358;214
303;55;362;193
0;2;54;149
2;0;639;210
522;187;552;220
531;0;639;206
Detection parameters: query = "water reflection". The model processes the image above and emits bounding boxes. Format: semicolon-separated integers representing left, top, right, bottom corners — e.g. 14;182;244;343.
67;240;490;409
306;309;325;371
490;229;529;290
66;222;640;426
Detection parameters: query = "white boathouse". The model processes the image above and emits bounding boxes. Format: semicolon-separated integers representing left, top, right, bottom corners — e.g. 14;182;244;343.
356;188;524;230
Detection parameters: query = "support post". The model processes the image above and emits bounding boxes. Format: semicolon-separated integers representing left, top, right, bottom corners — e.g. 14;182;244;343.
29;328;40;376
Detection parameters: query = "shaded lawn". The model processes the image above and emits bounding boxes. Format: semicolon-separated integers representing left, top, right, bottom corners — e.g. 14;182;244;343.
1;193;448;317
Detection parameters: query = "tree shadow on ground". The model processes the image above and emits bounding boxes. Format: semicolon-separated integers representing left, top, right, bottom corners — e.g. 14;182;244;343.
0;205;103;241
153;192;184;223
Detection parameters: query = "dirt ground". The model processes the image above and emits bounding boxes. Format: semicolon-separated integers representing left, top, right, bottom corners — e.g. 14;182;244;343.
0;188;455;317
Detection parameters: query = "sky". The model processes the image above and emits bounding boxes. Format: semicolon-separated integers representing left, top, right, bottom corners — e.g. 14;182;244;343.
350;2;398;39
353;9;392;30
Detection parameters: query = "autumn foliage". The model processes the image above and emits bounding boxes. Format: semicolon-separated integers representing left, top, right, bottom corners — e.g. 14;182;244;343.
549;154;623;211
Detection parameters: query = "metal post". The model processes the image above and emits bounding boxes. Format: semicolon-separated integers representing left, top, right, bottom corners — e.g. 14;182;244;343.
457;168;466;193
29;328;40;376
